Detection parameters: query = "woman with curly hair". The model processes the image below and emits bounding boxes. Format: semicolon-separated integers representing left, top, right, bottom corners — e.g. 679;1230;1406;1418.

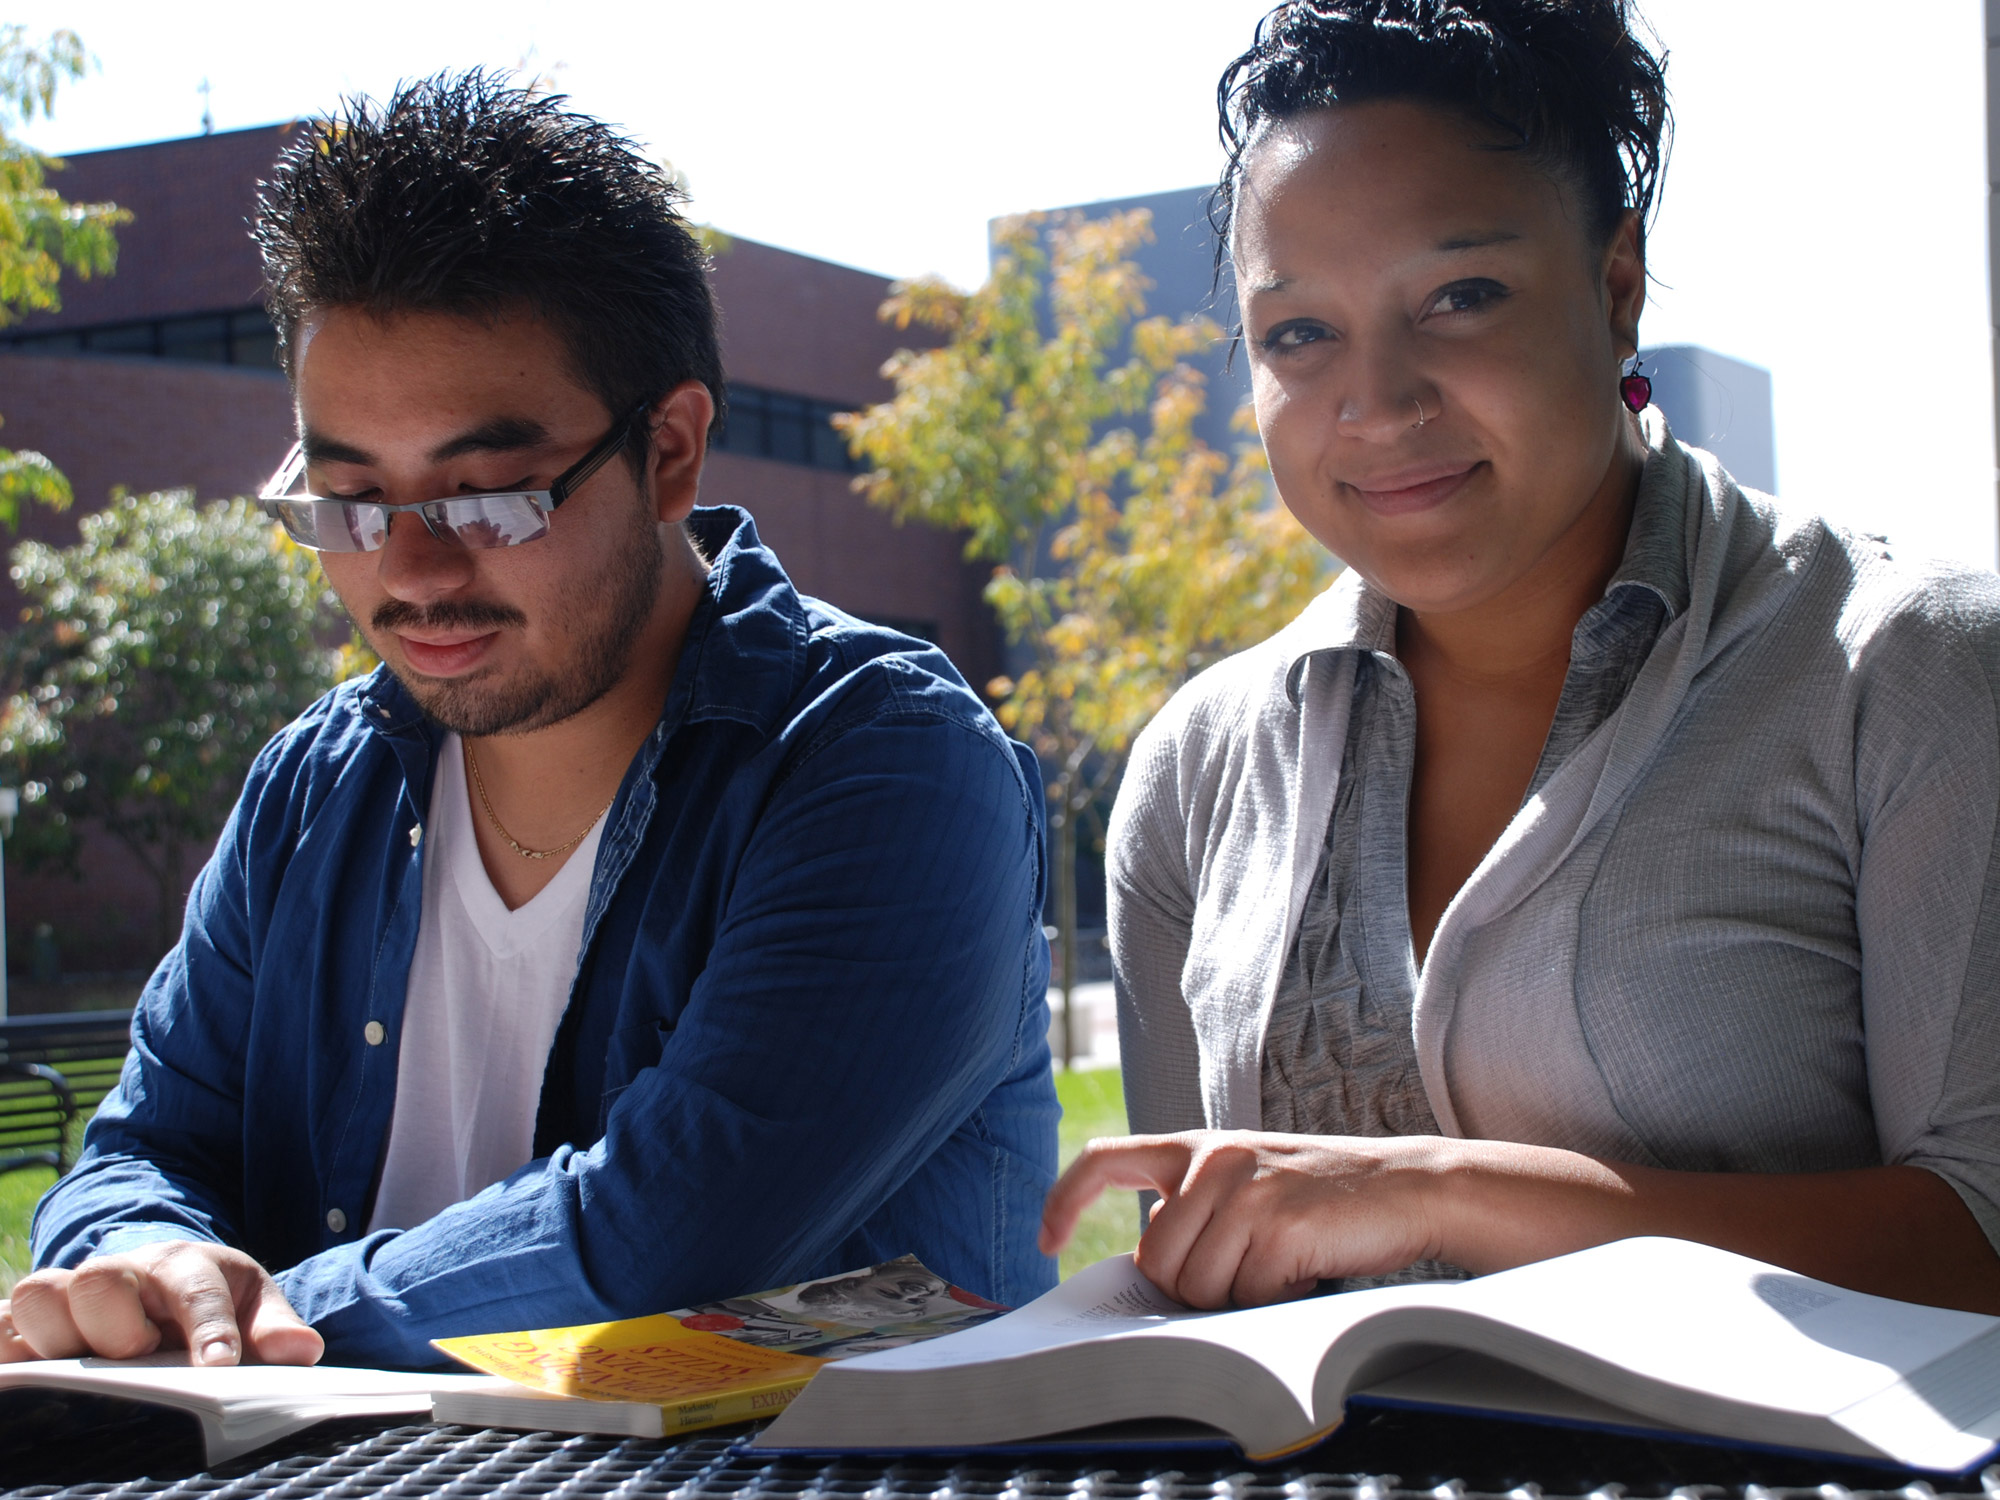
1043;0;2000;1316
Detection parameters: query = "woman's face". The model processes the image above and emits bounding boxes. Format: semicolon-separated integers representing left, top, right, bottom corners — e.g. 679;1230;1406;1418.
1234;99;1647;618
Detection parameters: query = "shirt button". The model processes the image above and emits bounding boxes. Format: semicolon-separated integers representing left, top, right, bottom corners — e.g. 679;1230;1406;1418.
409;825;422;849
364;1021;386;1047
326;1207;347;1233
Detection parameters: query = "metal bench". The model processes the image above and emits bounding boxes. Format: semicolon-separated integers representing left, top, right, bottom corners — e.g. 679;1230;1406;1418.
0;1009;133;1176
0;1059;76;1175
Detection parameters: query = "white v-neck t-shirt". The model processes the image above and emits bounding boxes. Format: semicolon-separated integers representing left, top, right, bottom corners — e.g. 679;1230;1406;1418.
366;734;607;1234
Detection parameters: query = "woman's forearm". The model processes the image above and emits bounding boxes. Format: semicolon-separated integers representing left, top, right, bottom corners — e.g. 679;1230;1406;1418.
1432;1142;2000;1314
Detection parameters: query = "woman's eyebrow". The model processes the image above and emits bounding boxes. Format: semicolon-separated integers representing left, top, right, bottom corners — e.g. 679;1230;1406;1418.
1437;229;1523;252
1243;229;1526;296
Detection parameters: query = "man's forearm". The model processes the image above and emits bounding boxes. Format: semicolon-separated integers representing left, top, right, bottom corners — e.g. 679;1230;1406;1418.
1433;1142;2000;1313
32;1148;239;1271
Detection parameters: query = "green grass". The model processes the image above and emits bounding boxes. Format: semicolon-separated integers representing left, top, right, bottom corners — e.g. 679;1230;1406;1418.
0;1071;1143;1297
1054;1065;1139;1280
1;1165;53;1296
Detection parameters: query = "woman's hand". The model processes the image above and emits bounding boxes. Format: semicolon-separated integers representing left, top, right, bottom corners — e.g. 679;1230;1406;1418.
1040;1130;1456;1308
1042;1129;2000;1316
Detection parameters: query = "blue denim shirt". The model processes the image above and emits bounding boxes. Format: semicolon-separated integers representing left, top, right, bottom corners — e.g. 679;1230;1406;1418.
32;506;1059;1367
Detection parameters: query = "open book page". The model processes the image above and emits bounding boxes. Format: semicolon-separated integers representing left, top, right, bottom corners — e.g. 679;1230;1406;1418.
763;1239;2000;1469
835;1255;1205;1369
804;1254;1455;1436
1314;1238;2000;1470
0;1353;498;1465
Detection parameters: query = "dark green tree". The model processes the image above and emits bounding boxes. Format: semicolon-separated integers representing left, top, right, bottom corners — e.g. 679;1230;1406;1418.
0;492;344;954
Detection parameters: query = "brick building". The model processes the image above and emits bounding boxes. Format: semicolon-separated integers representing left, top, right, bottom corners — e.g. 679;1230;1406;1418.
0;124;996;974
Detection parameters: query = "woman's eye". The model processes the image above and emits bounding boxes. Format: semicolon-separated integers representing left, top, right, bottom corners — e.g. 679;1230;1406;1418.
1259;319;1332;353
1426;280;1509;318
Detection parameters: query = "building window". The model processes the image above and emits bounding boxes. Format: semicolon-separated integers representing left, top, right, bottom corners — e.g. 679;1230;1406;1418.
714;384;864;473
0;307;281;371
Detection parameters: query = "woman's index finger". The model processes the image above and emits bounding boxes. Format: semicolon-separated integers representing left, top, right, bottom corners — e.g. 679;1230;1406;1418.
1039;1135;1197;1255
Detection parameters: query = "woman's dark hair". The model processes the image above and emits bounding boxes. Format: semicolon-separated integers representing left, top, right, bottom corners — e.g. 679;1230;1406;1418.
1214;0;1671;259
255;70;724;445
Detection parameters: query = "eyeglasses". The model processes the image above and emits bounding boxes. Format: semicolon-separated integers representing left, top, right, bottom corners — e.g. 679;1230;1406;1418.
258;405;645;553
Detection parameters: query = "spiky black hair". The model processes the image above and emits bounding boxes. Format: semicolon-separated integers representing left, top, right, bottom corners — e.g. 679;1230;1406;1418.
255;70;724;442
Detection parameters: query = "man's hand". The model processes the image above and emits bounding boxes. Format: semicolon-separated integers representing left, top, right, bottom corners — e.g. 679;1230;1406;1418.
0;1241;323;1366
1040;1130;1450;1309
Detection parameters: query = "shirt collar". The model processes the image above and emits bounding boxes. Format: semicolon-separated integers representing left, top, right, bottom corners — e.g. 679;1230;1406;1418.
1602;410;1691;622
1279;413;1694;701
358;504;809;744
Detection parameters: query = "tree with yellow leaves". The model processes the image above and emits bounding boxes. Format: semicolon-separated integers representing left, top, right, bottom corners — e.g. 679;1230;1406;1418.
838;209;1324;1065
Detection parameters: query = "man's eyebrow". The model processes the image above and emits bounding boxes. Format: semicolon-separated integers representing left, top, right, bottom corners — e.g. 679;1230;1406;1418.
426;417;550;464
298;417;553;469
299;431;373;466
1437;229;1522;252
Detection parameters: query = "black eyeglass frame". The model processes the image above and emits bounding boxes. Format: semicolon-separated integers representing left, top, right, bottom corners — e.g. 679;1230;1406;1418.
258;402;650;553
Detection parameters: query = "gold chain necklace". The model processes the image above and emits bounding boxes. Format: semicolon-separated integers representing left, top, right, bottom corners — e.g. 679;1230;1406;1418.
464;741;614;861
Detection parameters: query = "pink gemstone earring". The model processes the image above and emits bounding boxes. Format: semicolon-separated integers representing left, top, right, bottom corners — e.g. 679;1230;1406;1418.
1620;359;1652;414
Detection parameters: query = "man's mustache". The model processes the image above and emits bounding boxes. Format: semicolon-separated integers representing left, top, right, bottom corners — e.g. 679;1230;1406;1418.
371;600;527;635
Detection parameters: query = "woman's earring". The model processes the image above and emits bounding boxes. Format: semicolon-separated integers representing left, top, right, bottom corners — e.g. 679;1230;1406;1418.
1620;358;1652;414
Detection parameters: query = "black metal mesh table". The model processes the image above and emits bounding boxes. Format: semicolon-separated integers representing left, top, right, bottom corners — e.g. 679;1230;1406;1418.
5;1406;1998;1500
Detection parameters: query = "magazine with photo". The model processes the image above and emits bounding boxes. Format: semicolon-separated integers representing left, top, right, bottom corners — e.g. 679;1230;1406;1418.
429;1254;1008;1437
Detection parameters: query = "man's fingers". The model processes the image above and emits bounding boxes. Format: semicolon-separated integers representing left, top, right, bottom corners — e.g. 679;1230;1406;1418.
7;1269;87;1358
1039;1137;1194;1255
66;1262;165;1360
243;1276;323;1367
148;1249;245;1365
3;1245;311;1366
0;1300;44;1362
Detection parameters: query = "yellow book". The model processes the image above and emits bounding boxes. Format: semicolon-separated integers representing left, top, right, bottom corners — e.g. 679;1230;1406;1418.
431;1255;1007;1438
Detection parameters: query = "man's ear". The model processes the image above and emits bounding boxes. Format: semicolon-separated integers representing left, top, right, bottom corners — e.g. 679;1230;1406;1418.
1603;208;1646;363
646;380;716;525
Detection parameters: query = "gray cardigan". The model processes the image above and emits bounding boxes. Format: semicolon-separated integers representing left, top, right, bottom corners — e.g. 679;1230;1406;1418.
1108;413;2000;1246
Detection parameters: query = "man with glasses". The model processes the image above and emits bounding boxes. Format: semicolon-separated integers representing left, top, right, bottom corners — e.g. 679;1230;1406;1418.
4;73;1058;1369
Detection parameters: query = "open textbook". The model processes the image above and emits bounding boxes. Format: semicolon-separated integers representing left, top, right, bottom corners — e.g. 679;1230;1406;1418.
430;1255;1008;1438
0;1353;497;1466
0;1257;1004;1467
751;1237;2000;1472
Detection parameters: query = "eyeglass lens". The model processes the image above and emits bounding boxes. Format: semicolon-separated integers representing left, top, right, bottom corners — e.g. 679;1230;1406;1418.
271;495;551;553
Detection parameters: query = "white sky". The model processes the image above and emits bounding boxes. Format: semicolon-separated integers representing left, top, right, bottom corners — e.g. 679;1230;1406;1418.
8;0;1996;569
